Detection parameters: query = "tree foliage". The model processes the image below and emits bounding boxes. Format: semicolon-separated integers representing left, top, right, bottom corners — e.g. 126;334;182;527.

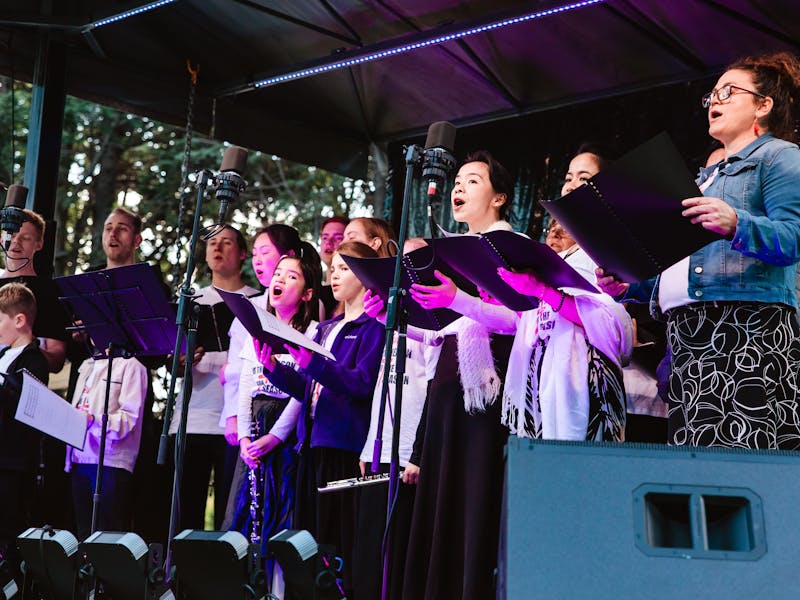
0;77;375;288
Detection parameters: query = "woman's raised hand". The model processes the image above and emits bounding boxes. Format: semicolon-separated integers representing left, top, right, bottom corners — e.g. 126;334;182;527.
409;270;457;309
595;267;630;297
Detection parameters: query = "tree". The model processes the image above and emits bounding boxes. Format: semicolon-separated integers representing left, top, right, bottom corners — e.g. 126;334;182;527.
0;79;375;287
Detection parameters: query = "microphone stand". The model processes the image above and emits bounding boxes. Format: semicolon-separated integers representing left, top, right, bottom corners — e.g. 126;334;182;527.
90;342;129;536
372;144;421;600
157;169;212;577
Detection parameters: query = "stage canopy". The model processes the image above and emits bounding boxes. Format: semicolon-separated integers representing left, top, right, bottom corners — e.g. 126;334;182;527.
1;0;798;179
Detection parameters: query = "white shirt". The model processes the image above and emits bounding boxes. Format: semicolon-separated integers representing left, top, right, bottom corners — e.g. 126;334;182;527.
359;334;436;466
170;284;259;434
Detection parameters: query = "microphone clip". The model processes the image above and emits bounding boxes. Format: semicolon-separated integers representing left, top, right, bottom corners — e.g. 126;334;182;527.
211;169;247;202
422;146;456;191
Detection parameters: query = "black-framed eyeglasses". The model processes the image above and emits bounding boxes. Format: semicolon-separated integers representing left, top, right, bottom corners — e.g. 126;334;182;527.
701;84;767;108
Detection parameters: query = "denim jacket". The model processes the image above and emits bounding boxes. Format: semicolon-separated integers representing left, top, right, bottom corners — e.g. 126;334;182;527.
628;134;800;313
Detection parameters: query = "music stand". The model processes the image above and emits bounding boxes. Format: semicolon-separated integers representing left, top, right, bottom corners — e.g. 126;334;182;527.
55;263;178;536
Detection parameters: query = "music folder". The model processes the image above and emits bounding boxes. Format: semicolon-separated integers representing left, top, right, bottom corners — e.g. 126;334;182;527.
341;245;476;330
427;230;598;312
15;370;87;450
215;287;335;361
195;302;235;352
542;132;723;283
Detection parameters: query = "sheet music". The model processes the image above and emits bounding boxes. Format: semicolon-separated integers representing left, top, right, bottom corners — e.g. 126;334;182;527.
215;287;336;361
15;370;87;450
256;308;336;361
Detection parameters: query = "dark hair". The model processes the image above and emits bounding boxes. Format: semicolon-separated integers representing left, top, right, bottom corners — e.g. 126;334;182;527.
321;215;350;230
461;150;513;220
348;217;397;258
268;246;322;333
0;282;36;325
255;223;304;257
574;142;618;170
729;51;800;142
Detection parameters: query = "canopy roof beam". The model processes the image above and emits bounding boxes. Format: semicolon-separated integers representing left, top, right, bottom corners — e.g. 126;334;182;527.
608;1;708;72
698;0;800;51
230;0;362;46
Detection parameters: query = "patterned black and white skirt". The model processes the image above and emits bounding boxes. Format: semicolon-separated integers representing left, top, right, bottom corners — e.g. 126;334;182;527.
667;301;800;449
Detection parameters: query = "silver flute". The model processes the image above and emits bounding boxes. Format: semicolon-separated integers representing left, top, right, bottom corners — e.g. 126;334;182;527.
318;471;403;493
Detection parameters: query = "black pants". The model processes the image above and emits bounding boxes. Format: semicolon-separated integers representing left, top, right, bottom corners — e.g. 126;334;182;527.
295;447;360;595
176;433;238;530
0;469;34;583
351;463;416;600
71;463;134;541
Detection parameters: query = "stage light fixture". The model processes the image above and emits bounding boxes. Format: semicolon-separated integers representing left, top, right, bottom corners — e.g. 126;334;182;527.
0;577;17;600
269;529;344;600
17;527;82;600
221;0;604;95
80;531;171;600
170;529;263;600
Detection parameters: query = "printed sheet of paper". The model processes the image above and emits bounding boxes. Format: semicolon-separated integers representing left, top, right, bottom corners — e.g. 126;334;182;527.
216;288;336;361
15;370;87;450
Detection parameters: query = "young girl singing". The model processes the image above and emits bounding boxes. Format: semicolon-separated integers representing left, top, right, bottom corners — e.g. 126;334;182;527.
255;241;385;595
226;250;320;594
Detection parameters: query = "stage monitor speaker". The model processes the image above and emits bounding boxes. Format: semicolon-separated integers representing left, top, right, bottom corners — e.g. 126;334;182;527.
500;439;800;600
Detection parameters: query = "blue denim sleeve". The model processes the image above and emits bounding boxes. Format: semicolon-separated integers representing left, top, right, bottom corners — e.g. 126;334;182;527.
622;277;656;304
731;146;800;266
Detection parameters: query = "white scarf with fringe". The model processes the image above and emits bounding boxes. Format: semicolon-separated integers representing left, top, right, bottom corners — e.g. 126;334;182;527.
456;318;501;413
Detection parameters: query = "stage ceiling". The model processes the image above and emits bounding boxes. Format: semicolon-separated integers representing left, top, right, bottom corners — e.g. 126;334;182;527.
0;0;798;178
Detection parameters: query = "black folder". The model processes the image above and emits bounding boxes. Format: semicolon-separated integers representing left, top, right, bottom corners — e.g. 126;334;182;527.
195;302;235;352
428;230;597;312
341;246;475;330
542;132;723;282
215;287;335;360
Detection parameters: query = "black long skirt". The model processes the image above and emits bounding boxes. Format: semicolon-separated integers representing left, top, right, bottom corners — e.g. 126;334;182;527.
402;333;512;600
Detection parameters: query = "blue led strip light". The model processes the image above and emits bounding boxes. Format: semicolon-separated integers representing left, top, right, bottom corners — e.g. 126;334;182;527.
250;0;604;90
85;0;177;30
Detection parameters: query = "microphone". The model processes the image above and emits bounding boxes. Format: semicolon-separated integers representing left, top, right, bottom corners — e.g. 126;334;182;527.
1;185;28;251
421;121;457;204
213;146;248;226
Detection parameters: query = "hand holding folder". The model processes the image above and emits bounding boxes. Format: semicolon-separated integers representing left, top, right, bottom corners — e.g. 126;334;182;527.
428;230;597;311
543;132;722;282
344;231;596;321
215;287;335;361
341;246;475;330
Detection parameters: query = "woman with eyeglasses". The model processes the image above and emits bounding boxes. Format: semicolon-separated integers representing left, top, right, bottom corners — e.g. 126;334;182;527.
598;51;800;450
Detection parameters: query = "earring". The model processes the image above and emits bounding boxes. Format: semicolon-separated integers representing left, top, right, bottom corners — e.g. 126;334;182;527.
753;118;760;137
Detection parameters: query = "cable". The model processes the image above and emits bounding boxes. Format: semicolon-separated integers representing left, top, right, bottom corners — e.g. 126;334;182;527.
37;525;56;597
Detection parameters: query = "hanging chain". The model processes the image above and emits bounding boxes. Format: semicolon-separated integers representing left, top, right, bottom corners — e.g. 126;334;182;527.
170;60;199;293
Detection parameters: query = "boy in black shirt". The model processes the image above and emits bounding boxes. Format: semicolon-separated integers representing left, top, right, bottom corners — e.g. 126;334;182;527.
0;283;49;584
